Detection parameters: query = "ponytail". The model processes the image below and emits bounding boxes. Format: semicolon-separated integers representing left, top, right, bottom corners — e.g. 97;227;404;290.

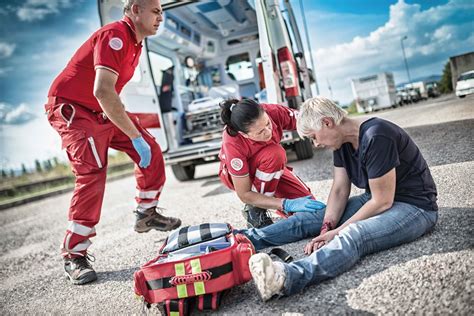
220;98;263;136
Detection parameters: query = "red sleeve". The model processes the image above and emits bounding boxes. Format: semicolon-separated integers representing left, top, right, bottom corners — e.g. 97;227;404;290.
93;29;128;76
262;103;298;130
222;138;249;177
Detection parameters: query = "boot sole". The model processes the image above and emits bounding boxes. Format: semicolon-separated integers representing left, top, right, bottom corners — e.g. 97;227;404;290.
65;271;97;285
249;254;274;302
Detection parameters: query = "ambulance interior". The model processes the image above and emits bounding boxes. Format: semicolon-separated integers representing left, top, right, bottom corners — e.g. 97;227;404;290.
147;0;265;148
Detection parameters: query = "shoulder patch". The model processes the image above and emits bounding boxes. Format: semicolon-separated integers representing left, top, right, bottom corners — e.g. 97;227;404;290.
230;158;244;171
109;37;123;50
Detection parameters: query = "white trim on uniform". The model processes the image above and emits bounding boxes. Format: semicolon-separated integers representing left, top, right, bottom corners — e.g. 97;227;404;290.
69;240;92;252
67;221;96;236
95;65;119;76
263;191;276;196
136;187;162;199
62;236;92;253
251;184;258;192
255;169;283;182
136;200;159;211
87;137;103;169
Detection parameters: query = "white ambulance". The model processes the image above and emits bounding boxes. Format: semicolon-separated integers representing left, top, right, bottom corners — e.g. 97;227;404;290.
98;0;315;181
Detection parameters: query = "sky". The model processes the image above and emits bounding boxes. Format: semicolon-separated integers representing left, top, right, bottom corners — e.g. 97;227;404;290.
0;0;473;170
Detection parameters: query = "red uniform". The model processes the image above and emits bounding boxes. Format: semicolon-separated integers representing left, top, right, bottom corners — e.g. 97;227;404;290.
218;104;313;211
46;16;165;258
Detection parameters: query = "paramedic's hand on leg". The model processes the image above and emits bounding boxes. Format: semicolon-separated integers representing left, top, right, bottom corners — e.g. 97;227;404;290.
283;195;326;214
132;135;151;168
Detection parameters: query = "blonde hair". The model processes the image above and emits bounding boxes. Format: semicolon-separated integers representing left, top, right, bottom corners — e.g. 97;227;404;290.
297;97;347;137
123;0;147;13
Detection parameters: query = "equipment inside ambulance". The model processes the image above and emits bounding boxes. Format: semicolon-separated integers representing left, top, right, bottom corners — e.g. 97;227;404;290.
98;0;316;181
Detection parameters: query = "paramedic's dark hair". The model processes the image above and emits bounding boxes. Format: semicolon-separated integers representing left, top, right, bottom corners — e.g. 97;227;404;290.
220;98;264;136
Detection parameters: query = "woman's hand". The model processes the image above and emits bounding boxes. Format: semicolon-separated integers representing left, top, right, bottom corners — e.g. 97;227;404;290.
304;229;339;255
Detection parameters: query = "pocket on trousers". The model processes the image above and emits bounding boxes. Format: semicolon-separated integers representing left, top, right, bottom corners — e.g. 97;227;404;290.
65;132;105;174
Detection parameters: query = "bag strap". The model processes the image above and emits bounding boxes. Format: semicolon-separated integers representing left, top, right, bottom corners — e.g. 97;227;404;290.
146;262;233;290
269;248;293;263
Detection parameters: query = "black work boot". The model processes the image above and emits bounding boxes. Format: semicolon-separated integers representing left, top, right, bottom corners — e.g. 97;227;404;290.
242;204;273;228
64;255;97;285
134;207;182;233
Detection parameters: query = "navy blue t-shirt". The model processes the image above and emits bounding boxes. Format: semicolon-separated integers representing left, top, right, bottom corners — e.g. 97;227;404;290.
333;118;438;212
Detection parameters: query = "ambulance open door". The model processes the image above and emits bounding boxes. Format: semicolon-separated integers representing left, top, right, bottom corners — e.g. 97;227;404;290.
97;0;169;152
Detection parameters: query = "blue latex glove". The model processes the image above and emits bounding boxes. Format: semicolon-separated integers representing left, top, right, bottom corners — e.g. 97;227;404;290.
131;135;151;168
283;195;326;214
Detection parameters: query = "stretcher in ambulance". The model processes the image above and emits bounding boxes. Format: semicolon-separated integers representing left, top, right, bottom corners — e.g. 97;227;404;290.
98;0;315;181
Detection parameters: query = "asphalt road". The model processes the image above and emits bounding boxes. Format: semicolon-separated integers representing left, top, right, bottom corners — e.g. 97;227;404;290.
1;94;473;315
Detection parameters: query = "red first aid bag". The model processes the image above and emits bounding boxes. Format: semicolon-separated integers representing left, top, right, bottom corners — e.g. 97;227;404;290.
133;223;255;315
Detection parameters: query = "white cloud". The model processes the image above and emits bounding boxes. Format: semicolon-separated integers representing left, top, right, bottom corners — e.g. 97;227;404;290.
310;0;474;103
0;102;36;125
0;42;16;59
17;0;73;22
75;18;99;32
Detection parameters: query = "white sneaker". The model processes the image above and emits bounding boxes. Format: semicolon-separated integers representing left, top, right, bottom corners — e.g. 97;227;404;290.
249;253;286;302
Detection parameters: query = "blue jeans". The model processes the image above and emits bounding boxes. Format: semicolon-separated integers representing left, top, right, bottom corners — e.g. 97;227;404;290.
241;193;438;296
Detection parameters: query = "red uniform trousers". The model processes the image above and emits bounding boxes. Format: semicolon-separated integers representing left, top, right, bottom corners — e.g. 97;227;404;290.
219;143;313;216
46;97;165;258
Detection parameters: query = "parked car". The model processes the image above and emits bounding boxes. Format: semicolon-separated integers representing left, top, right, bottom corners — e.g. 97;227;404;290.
396;88;411;105
455;70;474;98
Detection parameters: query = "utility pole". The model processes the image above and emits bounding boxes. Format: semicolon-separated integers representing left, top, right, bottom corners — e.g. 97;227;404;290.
400;36;412;88
299;0;320;95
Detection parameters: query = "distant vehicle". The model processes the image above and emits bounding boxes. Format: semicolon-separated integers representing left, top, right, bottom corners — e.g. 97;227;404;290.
351;72;397;113
455;70;474;98
406;87;422;102
449;52;474;92
396;88;411;106
425;82;440;98
98;0;315;181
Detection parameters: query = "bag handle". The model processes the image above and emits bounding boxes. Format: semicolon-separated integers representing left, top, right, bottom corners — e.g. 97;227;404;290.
269;248;293;263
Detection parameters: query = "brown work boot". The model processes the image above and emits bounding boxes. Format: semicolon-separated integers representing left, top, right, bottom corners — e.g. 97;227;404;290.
64;254;97;285
134;207;181;233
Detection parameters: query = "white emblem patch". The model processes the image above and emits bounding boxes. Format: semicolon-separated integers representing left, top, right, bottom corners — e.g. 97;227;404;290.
109;37;123;50
230;158;243;171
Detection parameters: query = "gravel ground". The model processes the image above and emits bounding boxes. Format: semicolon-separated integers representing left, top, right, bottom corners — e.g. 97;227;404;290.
1;94;473;315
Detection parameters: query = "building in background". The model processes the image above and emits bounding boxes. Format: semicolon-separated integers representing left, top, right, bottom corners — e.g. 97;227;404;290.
351;72;397;113
450;52;474;90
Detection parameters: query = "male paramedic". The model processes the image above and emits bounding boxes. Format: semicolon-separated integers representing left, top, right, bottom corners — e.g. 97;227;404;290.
46;0;181;285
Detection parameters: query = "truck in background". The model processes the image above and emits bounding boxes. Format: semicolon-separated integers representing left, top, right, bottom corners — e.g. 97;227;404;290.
450;51;474;92
351;72;397;113
98;0;315;181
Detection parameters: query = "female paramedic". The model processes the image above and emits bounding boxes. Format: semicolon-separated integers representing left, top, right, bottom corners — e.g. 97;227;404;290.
218;98;326;228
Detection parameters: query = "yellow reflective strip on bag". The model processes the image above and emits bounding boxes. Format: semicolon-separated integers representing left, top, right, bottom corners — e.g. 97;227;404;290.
170;312;180;316
190;259;206;295
174;262;188;298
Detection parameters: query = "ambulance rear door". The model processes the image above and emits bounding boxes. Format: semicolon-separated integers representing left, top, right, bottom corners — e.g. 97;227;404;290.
98;0;169;152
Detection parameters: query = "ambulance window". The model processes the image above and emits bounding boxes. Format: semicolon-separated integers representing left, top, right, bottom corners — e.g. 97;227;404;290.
166;16;178;31
148;52;174;91
226;53;254;81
